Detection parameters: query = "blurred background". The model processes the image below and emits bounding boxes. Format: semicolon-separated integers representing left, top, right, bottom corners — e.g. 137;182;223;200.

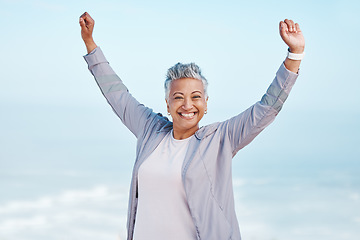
1;0;359;239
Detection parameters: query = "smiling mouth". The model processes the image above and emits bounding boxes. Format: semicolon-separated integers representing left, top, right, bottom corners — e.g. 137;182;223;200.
179;112;196;119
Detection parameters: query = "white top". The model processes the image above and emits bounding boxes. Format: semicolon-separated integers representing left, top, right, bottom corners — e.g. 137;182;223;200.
133;131;197;240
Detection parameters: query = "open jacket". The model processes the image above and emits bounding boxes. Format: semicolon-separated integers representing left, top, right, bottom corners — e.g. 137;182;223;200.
84;47;298;240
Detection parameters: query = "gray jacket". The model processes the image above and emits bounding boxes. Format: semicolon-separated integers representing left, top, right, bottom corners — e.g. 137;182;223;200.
84;47;298;240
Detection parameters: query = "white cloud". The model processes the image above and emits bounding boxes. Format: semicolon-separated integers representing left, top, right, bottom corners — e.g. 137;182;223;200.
349;192;360;201
232;177;272;187
0;197;53;214
233;177;246;187
0;185;129;240
0;215;48;231
57;185;109;203
232;177;360;240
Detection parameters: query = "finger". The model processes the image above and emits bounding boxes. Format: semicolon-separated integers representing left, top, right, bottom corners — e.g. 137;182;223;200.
79;12;88;20
279;21;288;37
279;21;288;31
79;12;93;25
86;12;94;22
84;12;94;25
284;19;296;33
79;17;86;29
284;19;292;31
79;13;87;26
295;23;302;33
289;20;296;33
288;19;295;30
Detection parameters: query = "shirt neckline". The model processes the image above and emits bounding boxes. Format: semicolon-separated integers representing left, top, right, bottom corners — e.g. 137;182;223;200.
170;130;194;143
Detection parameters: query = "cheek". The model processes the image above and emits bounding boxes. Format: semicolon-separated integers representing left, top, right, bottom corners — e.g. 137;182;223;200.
168;101;180;112
199;101;207;111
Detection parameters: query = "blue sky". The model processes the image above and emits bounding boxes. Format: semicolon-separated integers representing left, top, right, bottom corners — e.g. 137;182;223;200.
1;0;359;239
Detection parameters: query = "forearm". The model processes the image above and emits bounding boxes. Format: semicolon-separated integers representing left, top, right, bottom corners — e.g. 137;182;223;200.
284;57;301;73
84;38;97;54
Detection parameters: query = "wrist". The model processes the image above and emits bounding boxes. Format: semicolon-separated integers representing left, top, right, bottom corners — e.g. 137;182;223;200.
83;39;97;54
287;48;305;61
83;37;95;45
289;46;305;54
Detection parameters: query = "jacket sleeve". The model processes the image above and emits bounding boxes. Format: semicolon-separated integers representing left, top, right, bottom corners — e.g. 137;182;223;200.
223;63;299;156
83;47;160;139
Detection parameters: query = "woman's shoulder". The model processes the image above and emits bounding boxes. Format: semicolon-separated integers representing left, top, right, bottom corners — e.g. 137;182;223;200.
195;122;221;140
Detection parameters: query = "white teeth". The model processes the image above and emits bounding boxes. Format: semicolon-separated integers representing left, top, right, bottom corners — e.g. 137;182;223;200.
181;113;195;117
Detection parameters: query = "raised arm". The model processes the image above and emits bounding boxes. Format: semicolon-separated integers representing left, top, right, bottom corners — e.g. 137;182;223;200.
79;12;98;54
79;12;169;139
225;19;304;155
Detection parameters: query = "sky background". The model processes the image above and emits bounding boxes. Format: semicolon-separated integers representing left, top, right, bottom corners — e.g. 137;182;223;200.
1;0;359;239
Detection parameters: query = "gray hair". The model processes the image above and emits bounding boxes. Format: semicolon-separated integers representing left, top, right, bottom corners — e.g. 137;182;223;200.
164;62;208;100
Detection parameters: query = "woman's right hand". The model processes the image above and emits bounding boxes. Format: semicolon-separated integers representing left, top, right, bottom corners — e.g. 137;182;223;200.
79;12;97;53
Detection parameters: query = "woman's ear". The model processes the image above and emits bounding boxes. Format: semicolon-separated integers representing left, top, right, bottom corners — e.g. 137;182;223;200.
166;99;170;114
205;96;209;113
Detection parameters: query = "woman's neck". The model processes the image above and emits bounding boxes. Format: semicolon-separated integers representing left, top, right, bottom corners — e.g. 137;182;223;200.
172;126;199;140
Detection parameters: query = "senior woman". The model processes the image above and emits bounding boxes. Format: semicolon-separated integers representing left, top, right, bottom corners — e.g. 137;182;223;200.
79;12;305;240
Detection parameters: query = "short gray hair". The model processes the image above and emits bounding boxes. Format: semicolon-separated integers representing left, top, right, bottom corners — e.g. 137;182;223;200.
164;62;208;99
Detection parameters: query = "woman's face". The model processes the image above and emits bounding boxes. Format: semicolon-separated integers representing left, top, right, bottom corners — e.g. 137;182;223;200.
166;78;208;138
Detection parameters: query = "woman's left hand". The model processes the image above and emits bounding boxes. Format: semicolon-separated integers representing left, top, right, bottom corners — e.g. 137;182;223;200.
279;19;305;54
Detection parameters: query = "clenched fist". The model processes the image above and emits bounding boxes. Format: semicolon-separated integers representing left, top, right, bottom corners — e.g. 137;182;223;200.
79;12;97;53
279;19;305;54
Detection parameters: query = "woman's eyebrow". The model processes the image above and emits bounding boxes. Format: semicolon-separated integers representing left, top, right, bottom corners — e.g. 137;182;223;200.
173;92;184;96
173;90;202;96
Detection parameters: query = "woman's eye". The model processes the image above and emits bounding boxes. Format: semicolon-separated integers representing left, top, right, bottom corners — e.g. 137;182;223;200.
174;96;183;100
193;95;201;99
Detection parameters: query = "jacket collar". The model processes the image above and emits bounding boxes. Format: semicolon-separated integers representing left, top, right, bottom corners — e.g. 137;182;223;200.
194;123;218;140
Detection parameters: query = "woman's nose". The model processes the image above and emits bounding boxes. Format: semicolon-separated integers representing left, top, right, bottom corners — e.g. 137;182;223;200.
182;98;193;110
